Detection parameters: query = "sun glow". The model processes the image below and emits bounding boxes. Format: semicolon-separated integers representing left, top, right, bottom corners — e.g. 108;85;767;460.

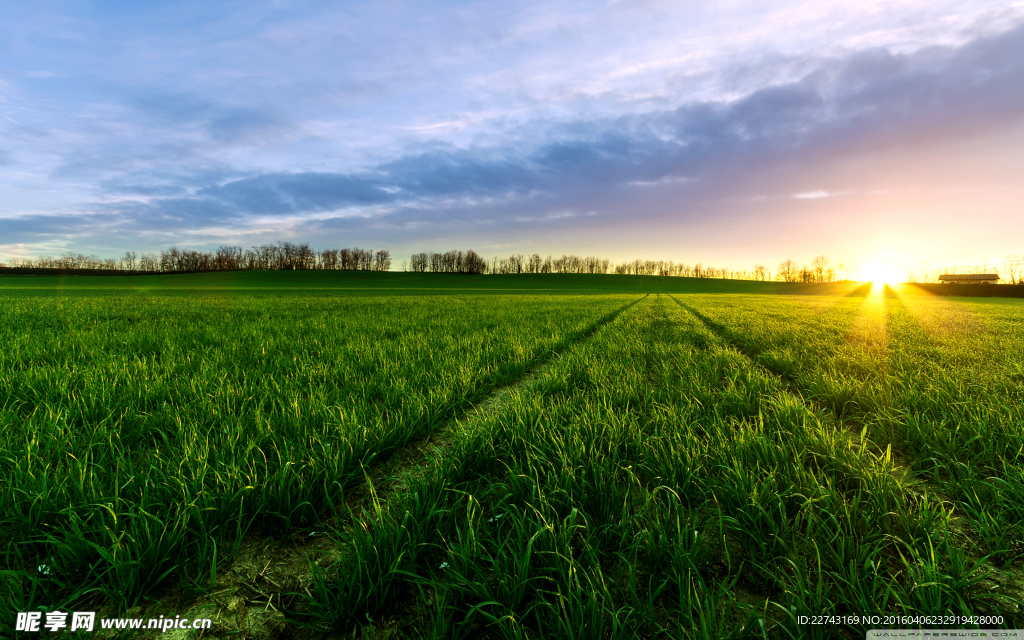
861;262;900;284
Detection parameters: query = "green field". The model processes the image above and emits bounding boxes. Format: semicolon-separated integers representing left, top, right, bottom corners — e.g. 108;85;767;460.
2;272;1023;639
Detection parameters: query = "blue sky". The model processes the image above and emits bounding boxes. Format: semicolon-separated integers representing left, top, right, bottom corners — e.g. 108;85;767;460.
2;0;1024;272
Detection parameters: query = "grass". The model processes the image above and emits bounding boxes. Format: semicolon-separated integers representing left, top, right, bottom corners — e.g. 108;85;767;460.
682;291;1024;566
0;269;905;295
0;281;625;613
309;294;1017;638
1;272;1022;638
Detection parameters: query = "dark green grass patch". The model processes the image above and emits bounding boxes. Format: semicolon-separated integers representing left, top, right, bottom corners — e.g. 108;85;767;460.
0;290;625;615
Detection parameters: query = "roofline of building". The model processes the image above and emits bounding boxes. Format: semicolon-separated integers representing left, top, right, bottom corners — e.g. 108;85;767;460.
938;274;1000;280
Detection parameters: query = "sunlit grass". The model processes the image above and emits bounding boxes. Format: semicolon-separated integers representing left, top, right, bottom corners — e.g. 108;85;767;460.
306;295;1023;636
0;291;625;615
2;275;1022;637
689;292;1024;570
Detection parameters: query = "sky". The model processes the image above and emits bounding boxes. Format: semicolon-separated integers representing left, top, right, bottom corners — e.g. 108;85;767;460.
2;0;1024;274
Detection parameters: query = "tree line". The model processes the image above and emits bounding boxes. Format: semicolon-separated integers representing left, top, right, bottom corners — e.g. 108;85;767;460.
773;255;853;283
408;251;613;275
1;243;391;273
409;251;854;282
409;250;489;274
9;244;1017;284
0;245;845;282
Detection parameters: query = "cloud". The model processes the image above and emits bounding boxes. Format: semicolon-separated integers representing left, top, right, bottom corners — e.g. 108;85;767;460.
0;213;118;244
98;22;1024;224
127;92;298;147
131;92;215;125
206;108;295;145
97;166;240;197
8;19;1024;254
793;190;846;199
197;172;395;214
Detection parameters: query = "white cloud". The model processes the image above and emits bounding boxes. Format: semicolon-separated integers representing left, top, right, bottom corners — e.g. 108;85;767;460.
792;190;850;199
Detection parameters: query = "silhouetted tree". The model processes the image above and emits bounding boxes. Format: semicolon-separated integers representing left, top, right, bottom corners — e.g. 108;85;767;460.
811;255;832;283
776;259;798;282
1004;255;1023;284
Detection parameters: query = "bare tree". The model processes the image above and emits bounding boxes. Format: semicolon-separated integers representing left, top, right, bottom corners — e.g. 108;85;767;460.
410;252;428;272
121;251;137;271
811;255;831;283
527;254;543;273
776;259;798;282
214;245;242;270
1005;255;1023;285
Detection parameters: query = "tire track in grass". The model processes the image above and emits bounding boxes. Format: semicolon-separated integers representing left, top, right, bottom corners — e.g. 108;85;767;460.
669;296;969;504
672;296;904;461
341;293;649;512
670;295;1024;617
143;294;648;640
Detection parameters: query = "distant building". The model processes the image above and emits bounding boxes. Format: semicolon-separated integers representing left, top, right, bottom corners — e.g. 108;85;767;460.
938;273;1000;284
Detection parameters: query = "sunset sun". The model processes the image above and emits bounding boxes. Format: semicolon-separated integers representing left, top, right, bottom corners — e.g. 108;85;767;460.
861;262;900;284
